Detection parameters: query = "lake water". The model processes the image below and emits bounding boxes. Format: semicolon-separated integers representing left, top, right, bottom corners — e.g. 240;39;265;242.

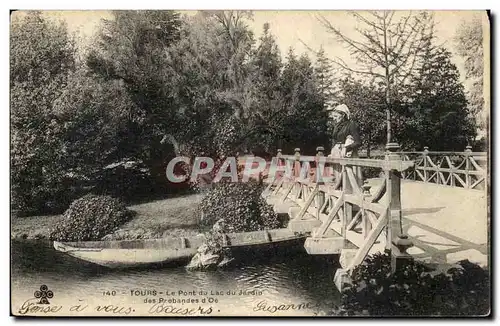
11;240;342;316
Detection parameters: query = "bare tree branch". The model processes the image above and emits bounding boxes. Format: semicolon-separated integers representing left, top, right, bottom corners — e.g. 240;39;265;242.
332;57;385;78
352;12;384;31
318;15;386;66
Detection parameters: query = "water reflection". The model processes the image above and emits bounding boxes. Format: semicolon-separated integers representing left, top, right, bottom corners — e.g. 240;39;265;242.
11;240;341;316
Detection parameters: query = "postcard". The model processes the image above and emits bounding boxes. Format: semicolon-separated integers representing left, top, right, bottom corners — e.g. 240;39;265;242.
10;9;490;317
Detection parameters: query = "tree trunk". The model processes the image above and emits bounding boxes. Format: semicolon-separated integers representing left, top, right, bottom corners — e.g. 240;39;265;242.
386;89;392;143
383;12;392;144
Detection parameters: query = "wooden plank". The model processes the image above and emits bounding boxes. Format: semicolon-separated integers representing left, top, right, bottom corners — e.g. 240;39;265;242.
346;209;362;231
347;210;388;271
469;156;485;171
346;167;362;194
417;167;485;175
272;177;285;195
279;182;295;203
370;179;386;203
313;193;344;237
262;178;276;198
471;176;485;189
295;184;319;220
426;156;438;168
343;194;387;215
454;173;466;187
415;169;425;182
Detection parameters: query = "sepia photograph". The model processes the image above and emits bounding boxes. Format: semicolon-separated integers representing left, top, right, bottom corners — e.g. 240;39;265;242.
9;9;490;317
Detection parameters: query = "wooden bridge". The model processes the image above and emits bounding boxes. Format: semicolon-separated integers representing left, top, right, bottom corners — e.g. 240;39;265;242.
261;143;488;289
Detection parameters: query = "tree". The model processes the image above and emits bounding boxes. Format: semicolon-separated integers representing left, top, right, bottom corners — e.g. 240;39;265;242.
87;10;183;161
337;78;386;156
454;14;486;134
52;70;139;175
86;10;191;194
318;11;435;143
11;12;76;213
314;45;338;104
401;47;474;150
280;51;328;154
165;11;255;157
241;22;283;153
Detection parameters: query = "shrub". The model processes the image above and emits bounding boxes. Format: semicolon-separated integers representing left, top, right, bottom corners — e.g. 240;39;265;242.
199;181;281;233
339;251;490;316
49;194;132;241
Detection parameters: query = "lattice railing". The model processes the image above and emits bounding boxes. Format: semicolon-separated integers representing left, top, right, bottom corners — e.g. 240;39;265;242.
263;143;415;272
399;146;487;190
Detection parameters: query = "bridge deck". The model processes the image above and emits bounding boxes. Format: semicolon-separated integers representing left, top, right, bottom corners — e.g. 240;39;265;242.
348;179;488;268
396;180;488;268
269;178;488;269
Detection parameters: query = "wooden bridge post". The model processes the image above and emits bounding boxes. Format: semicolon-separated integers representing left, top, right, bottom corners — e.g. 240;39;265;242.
423;146;429;183
341;163;352;238
386;143;414;272
465;145;472;189
276;148;282;170
316;146;325;219
293;148;301;198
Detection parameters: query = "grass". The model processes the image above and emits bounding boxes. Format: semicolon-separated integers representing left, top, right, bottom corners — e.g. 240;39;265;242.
11;213;64;240
111;194;204;239
11;194;204;240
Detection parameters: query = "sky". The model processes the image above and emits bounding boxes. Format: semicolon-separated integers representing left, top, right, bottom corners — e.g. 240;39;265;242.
11;10;489;86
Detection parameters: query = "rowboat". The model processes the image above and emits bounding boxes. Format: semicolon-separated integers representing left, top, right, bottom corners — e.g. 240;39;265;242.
53;228;307;268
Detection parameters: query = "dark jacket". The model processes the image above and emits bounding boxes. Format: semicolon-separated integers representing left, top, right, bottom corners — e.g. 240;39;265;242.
331;119;361;152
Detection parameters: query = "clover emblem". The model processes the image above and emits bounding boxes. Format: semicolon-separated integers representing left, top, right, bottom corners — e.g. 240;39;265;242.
34;285;53;304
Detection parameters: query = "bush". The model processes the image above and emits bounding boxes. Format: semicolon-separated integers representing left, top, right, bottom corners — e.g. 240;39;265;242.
199;181;281;233
339;251;490;316
49;194;132;241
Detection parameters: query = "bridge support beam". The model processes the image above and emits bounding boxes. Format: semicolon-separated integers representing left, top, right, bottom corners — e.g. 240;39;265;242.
288;218;322;234
303;228;346;255
288;207;321;233
386;142;414;272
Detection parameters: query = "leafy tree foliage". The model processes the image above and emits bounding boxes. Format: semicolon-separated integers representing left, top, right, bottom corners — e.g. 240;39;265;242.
167;11;254;157
314;45;338;104
11;10;480;216
337;78;386;156
399;47;474;150
454;15;485;127
86;10;183;159
241;23;283;153
280;51;329;154
11;12;76;213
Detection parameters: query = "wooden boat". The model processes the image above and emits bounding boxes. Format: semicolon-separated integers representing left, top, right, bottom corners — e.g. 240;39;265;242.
53;228;307;268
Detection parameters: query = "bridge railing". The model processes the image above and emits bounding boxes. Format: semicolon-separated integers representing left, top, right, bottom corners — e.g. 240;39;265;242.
397;146;487;190
263;143;415;273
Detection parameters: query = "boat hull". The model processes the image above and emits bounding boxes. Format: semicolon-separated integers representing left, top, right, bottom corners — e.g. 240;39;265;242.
53;228;307;268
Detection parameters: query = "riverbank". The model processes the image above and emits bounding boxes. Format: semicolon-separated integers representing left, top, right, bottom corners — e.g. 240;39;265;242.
11;194;204;240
